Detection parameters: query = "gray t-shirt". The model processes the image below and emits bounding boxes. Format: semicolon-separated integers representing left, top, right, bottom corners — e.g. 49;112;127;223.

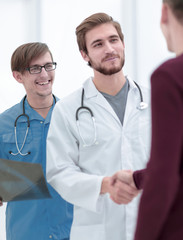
100;79;129;125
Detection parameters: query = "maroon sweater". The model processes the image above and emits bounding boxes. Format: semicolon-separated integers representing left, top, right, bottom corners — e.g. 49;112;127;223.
133;54;183;240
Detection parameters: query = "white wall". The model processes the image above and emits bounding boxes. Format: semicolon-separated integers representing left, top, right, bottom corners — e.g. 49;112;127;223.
121;0;173;87
135;0;173;85
0;0;171;239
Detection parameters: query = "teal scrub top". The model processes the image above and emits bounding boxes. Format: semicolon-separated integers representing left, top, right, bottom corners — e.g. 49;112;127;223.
0;97;73;240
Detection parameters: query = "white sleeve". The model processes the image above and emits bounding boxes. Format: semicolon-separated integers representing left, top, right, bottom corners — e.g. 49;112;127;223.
46;103;104;212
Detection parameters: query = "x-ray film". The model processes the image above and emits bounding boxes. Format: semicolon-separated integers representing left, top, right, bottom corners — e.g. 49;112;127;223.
0;158;51;202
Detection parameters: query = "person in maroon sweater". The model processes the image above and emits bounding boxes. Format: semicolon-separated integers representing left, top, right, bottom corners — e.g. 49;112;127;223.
111;0;183;239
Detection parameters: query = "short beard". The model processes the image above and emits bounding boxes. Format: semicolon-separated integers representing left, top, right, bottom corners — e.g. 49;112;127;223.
88;55;125;76
95;63;124;75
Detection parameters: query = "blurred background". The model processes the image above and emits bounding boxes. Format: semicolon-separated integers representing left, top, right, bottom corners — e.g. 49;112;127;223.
0;0;173;239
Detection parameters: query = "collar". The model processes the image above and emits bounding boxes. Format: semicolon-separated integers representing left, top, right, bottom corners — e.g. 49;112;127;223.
83;76;138;98
17;95;57;123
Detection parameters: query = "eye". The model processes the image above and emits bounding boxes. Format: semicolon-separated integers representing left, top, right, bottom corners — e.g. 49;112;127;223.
110;38;118;43
93;42;102;48
30;66;40;72
45;63;53;70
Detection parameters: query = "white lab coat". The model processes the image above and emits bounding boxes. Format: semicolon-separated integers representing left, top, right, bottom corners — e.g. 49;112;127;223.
46;77;151;240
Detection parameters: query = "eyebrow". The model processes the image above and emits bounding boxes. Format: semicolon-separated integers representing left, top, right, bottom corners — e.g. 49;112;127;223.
29;62;53;67
90;35;120;46
91;39;102;47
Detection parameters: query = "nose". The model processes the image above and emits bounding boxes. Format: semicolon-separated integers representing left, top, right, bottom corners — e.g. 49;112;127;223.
104;41;114;54
40;67;49;77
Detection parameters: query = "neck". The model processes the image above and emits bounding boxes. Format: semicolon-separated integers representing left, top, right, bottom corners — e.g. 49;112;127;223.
174;39;183;56
168;13;183;56
29;103;53;110
93;71;126;96
172;29;183;56
26;94;54;119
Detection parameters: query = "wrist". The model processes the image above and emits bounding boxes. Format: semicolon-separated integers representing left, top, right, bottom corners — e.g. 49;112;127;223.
100;176;110;194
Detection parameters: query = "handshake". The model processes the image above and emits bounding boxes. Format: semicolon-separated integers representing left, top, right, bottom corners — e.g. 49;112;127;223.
101;170;139;205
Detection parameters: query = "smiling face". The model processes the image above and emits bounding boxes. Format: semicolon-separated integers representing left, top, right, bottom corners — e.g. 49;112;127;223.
13;51;55;101
81;23;125;76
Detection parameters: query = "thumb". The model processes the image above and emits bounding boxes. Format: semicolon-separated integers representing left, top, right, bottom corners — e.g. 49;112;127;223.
117;170;133;184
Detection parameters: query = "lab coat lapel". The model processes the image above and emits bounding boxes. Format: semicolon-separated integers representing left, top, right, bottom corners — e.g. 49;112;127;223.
83;77;121;124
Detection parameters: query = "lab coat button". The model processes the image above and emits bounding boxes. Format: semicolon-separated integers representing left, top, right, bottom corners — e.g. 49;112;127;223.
40;121;43;124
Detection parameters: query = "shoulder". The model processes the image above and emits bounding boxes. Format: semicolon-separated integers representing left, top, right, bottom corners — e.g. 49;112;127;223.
128;76;150;93
138;84;150;96
52;88;83;122
55;87;82;110
161;54;183;68
0;102;21;121
128;76;151;104
151;55;183;91
0;102;22;132
152;55;183;79
55;77;93;109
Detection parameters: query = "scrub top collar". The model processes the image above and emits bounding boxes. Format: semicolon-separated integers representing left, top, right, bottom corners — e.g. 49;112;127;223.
17;95;58;124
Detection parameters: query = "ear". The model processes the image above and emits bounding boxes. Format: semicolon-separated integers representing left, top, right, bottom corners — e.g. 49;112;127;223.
12;71;23;84
161;3;169;25
80;50;90;62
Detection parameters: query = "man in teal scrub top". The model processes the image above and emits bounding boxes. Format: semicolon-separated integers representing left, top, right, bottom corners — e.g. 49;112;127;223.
0;42;73;240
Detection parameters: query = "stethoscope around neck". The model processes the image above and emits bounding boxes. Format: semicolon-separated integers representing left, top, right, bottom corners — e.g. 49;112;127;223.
75;81;148;147
9;95;56;156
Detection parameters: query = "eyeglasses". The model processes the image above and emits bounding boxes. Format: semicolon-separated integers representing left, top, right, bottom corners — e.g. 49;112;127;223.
26;62;57;74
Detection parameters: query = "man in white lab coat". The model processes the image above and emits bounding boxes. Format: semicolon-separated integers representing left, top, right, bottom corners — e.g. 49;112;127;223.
46;13;151;240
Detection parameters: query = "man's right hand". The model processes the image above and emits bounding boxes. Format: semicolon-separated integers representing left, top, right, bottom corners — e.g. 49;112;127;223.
100;170;139;205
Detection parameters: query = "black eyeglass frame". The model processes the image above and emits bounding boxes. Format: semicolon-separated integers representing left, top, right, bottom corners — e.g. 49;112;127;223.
26;62;57;74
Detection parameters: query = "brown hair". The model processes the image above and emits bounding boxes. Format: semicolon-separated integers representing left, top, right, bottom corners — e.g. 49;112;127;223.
11;42;53;74
75;12;124;53
163;0;183;22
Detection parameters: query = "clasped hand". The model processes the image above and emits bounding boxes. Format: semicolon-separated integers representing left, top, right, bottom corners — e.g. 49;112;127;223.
101;170;139;205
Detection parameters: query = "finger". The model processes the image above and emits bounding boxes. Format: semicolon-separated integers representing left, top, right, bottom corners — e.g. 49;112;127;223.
110;185;138;205
119;171;133;184
110;174;118;186
113;171;132;185
115;171;137;189
110;194;133;205
115;180;139;197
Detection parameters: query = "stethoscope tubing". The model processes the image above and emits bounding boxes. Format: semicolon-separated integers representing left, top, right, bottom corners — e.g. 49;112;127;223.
9;95;56;156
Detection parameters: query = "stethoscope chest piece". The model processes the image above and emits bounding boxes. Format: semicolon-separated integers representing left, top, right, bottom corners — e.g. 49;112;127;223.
137;102;148;110
133;81;148;110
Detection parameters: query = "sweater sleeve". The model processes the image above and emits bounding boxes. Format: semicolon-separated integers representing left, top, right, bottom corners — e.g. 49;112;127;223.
133;169;146;190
